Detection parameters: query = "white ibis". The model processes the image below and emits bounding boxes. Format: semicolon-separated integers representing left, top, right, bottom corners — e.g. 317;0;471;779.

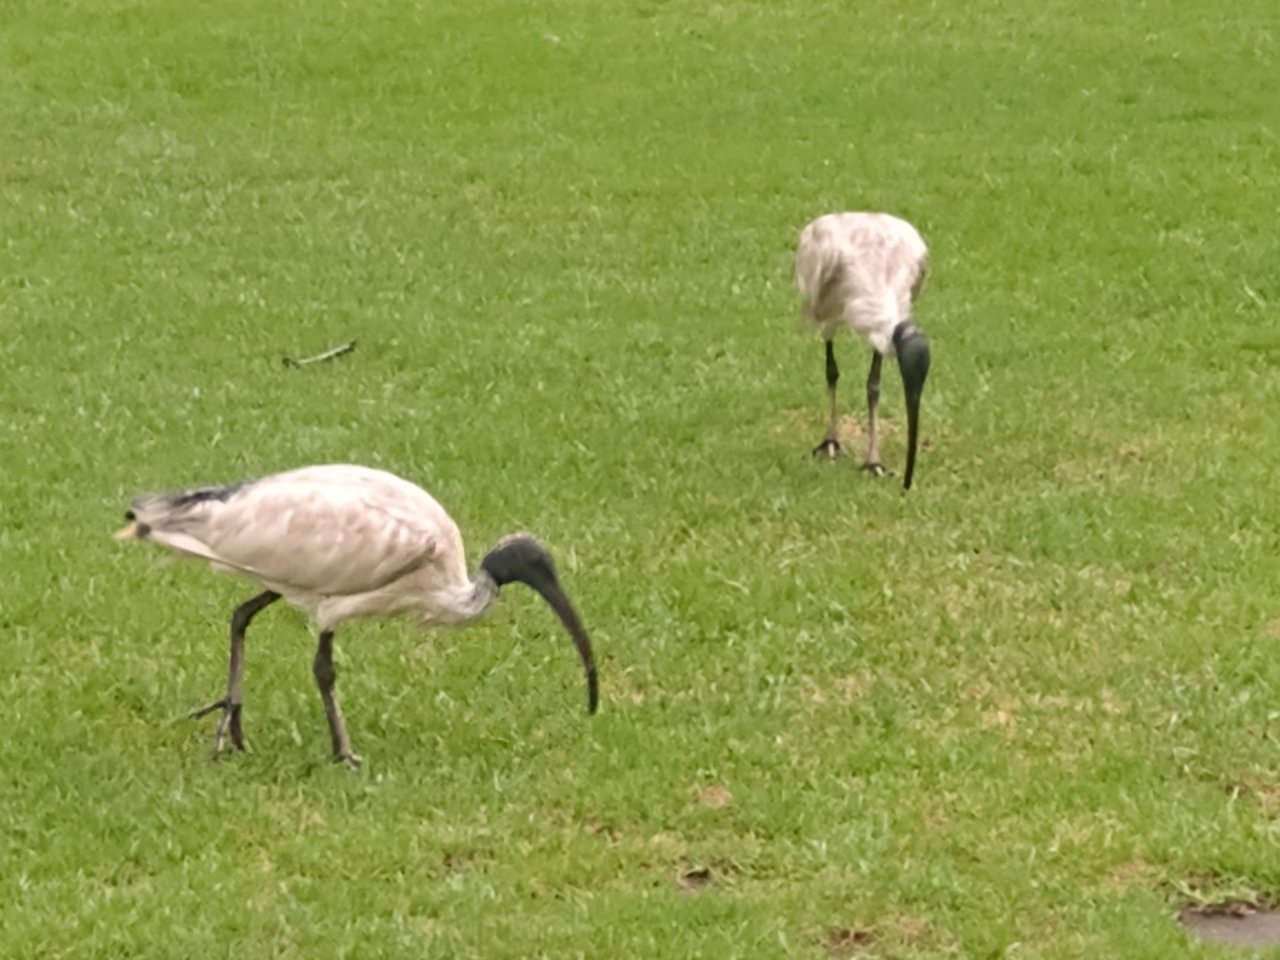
114;464;598;768
794;212;932;489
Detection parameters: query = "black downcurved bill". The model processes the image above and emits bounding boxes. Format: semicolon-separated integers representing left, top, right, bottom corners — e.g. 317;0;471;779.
482;535;599;714
893;321;932;491
529;580;599;715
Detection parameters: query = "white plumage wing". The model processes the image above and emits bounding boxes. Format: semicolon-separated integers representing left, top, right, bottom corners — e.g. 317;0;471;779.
796;212;928;353
133;465;461;597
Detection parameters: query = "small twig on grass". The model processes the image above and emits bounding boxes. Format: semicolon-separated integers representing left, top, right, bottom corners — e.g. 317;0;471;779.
282;339;357;369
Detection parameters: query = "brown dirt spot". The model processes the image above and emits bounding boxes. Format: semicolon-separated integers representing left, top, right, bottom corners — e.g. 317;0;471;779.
676;857;740;893
1262;618;1280;640
696;784;734;809
981;708;1017;730
894;915;930;944
823;927;876;956
677;866;713;893
585;815;622;843
1116;443;1150;462
440;849;482;874
1228;776;1280;818
1180;901;1280;948
607;669;648;705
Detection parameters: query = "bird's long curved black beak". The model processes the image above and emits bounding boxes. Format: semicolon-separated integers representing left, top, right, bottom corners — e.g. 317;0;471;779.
528;578;599;714
482;535;599;714
893;322;932;490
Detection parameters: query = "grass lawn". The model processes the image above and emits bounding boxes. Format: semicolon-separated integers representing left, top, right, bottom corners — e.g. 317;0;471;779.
2;0;1279;956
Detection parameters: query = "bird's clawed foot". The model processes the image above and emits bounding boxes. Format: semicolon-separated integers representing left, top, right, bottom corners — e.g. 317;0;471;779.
189;696;248;755
334;751;363;771
812;438;842;461
861;461;890;478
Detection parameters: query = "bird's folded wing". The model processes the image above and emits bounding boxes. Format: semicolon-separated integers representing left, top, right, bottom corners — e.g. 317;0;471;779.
172;481;442;597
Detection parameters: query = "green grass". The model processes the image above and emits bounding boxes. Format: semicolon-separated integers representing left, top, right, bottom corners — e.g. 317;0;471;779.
3;0;1279;955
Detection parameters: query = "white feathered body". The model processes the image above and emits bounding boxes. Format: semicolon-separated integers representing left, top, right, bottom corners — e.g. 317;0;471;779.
125;465;495;632
795;212;929;356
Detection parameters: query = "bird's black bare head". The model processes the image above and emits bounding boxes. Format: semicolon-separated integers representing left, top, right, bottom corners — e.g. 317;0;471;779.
481;534;556;589
893;321;931;389
893;321;932;490
481;534;599;715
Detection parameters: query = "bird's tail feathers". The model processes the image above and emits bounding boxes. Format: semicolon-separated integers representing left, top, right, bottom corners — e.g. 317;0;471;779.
794;243;846;332
114;497;261;575
116;482;253;562
124;482;249;526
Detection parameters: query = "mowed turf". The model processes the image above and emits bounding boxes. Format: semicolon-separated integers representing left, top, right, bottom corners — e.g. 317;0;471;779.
2;0;1278;956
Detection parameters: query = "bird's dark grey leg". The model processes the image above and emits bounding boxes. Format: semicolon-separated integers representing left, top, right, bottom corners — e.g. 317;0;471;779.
313;631;361;769
863;352;888;476
190;590;280;755
812;339;842;460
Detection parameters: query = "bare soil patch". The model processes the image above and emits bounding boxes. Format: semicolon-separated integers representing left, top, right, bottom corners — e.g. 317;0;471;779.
1180;901;1280;948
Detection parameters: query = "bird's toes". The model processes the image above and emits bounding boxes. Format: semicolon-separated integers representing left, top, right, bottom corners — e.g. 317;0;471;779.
861;461;890;477
189;696;230;720
336;752;363;771
811;439;842;460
